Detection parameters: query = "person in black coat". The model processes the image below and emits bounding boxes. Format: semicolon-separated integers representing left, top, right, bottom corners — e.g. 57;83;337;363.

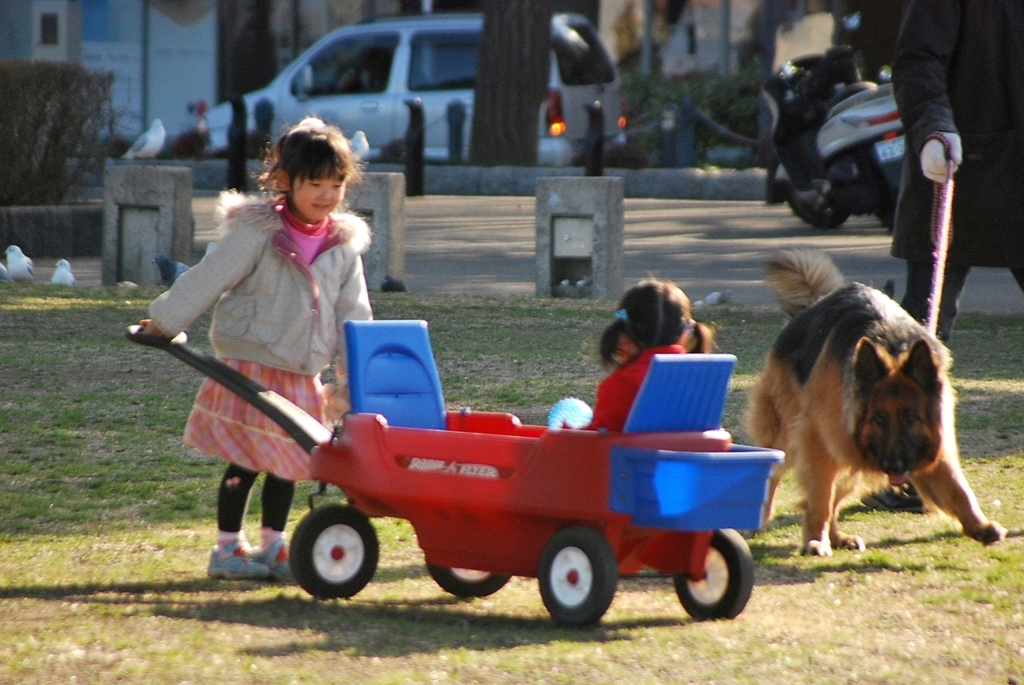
891;0;1024;343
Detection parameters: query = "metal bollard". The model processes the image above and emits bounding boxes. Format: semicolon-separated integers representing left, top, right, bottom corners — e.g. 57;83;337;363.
583;101;604;177
253;98;274;143
227;96;248;191
446;99;466;164
405;98;425;196
677;95;696;168
660;97;696;168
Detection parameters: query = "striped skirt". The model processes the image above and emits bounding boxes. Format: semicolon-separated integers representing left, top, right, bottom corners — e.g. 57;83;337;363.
184;359;325;481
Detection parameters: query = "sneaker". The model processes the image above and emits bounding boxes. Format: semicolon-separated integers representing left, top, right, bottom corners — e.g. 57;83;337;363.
862;483;925;514
208;541;271;580
252;539;293;582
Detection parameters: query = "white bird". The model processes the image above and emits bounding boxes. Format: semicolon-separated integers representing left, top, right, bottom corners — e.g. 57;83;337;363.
122;119;166;160
693;290;733;307
0;261;11;283
5;245;34;281
51;259;76;286
350;130;369;160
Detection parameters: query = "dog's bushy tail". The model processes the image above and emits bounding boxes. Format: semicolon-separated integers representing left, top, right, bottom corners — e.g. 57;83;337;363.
764;248;845;318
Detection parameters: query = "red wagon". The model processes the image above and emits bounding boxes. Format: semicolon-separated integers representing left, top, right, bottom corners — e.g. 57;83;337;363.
129;320;782;626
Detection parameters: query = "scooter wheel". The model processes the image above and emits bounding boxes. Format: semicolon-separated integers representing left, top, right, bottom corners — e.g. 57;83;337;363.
291;504;379;600
787;194;850;230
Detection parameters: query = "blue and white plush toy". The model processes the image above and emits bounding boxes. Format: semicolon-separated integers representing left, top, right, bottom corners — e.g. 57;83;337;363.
547;397;593;430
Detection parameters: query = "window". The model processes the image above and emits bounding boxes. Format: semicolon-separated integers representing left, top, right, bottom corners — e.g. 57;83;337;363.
408;31;479;92
293;33;399;97
40;13;59;45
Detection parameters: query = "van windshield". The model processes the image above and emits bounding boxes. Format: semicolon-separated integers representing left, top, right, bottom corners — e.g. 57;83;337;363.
409;31;480;91
552;16;615;86
295;32;400;97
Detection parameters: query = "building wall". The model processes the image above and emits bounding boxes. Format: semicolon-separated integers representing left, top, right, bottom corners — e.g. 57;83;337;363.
80;0;216;138
0;0;34;59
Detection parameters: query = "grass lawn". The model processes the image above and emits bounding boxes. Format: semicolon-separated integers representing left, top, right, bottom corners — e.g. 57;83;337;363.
0;284;1022;684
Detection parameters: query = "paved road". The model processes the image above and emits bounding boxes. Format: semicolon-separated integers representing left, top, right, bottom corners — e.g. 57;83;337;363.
30;195;1024;314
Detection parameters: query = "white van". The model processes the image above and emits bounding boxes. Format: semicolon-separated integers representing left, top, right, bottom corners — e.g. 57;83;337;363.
205;12;623;166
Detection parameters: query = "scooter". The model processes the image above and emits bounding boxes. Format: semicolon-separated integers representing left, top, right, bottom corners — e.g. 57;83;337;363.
763;45;904;230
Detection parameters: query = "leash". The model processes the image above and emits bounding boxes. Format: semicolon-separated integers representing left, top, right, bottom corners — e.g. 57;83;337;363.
925;132;956;337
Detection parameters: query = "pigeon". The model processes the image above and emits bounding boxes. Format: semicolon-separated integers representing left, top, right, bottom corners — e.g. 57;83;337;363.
693;290;733;307
381;274;406;292
350;130;369;160
5;245;34;281
0;261;11;283
153;253;190;286
123;119;166;160
50;259;76;286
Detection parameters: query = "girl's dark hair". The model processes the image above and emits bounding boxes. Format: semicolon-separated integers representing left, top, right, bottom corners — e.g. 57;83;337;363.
259;117;362;195
598;278;714;368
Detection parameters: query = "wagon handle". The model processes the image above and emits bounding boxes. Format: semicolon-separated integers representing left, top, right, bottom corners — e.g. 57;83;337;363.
125;325;332;453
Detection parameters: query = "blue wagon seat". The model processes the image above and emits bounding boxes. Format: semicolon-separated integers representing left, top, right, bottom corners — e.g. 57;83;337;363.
344;320;447;430
622;354;737;433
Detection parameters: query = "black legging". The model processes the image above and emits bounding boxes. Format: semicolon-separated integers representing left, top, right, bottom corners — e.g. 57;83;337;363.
216;463;295;533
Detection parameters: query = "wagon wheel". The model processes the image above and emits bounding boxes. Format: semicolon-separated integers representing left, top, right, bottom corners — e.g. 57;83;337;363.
291;504;379;600
674;529;754;620
426;564;511;598
538;526;618;626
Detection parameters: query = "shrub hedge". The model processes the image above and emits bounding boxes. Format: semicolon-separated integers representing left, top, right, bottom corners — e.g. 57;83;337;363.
621;59;764;168
0;60;113;206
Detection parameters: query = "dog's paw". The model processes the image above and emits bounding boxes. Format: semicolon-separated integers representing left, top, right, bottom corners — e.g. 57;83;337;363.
971;521;1007;545
802;539;833;557
834;534;866;552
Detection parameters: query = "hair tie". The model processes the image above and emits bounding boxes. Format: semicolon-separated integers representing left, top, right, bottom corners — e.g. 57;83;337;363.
615;309;629;322
683;319;696;337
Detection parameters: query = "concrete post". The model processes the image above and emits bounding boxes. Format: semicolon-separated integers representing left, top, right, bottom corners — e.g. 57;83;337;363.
102;165;193;286
536;176;624;300
346;172;406;291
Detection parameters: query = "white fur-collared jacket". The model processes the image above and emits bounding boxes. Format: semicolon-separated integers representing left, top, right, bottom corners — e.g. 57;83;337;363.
149;192;373;376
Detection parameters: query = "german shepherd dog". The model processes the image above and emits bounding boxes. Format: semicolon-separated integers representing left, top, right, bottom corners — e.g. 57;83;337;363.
745;249;1006;556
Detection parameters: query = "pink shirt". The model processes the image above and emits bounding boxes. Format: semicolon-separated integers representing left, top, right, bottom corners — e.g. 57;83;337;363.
277;200;329;264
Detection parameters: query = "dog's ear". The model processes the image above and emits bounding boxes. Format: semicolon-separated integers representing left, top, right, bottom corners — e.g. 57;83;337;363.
902;338;941;395
853;338;889;393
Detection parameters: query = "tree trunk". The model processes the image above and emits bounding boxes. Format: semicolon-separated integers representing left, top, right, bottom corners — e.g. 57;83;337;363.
469;0;554;166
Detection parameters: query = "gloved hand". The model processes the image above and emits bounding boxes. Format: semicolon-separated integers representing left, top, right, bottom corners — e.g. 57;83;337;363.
920;133;962;183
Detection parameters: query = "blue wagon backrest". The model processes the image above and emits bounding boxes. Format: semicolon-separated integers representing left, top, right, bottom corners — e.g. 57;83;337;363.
344;320;447;430
622;354;737;433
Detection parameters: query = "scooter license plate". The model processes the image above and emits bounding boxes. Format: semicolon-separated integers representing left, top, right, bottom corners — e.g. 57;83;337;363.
874;135;905;163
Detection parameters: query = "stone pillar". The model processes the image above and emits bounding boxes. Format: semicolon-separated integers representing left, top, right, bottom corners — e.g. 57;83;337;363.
536;176;624;300
102;166;193;285
346;172;406;291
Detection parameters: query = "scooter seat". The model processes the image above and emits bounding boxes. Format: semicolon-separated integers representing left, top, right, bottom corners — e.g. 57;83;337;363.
828;81;877;110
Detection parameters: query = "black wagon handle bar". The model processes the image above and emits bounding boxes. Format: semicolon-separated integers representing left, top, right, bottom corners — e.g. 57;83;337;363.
125;325;332;454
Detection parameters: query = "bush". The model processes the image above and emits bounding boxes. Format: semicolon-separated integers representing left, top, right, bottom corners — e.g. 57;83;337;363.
621;59;763;168
0;60;114;205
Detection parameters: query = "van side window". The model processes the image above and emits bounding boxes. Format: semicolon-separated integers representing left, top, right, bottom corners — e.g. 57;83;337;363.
293;33;400;97
408;31;479;92
552;16;615;86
